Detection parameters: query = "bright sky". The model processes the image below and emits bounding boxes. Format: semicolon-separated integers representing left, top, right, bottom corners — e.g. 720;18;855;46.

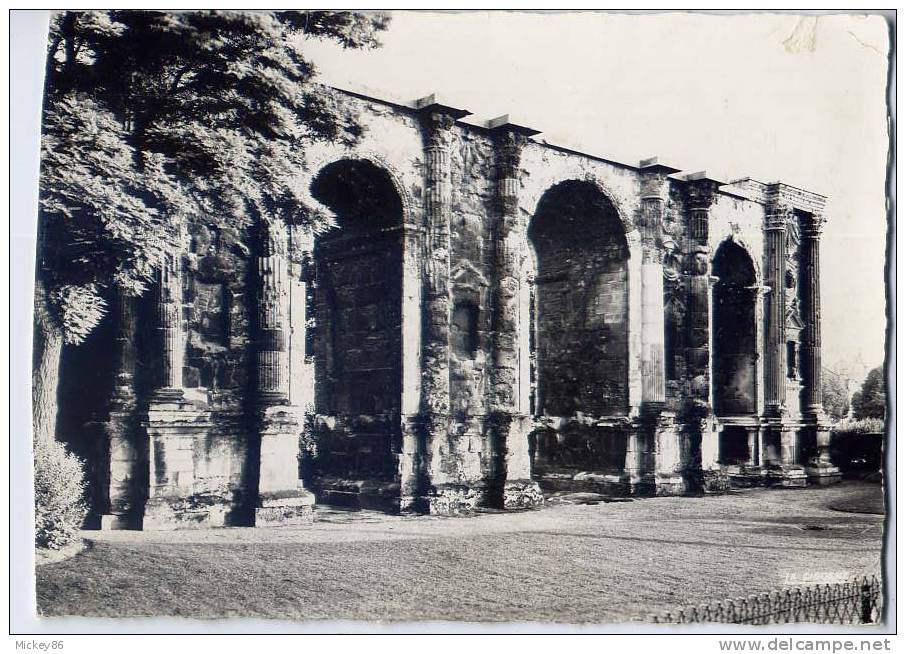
300;11;890;378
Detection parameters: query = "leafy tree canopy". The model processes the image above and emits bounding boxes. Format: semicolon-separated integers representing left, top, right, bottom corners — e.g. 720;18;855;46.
40;10;389;341
821;368;851;422
852;366;886;421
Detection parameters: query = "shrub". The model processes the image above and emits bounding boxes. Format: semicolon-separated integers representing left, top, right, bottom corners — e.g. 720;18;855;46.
34;437;88;549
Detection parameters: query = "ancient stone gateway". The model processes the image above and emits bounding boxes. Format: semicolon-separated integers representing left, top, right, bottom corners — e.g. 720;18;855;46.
56;88;840;530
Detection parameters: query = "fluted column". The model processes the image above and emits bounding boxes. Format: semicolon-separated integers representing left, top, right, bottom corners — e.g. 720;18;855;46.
253;220;314;526
764;202;791;416
684;176;720;409
156;252;183;394
413;96;472;513
256;223;290;405
490;128;524;414
684;175;722;491
639;166;673;408
418;107;456;427
489;117;543;509
800;213;824;417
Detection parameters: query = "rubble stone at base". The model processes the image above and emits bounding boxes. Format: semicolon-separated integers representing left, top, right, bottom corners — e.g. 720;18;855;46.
427;485;483;515
503;479;544;509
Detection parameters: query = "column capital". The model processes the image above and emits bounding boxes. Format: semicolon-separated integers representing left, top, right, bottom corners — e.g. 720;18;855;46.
415;94;470;148
639;157;681;201
489;116;540;178
800;212;825;238
683;171;723;209
766;201;794;230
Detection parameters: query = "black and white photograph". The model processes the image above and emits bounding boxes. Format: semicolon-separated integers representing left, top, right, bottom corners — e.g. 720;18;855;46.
10;7;894;640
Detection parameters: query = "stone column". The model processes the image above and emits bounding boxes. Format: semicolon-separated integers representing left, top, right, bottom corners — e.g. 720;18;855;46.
143;250;217;530
764;202;790;417
637;159;683;495
414;96;473;513
489;116;543;509
256;225;290;405
800;212;840;484
253;221;315;526
684;174;723;491
157;252;184;394
98;288;141;529
800;213;824;417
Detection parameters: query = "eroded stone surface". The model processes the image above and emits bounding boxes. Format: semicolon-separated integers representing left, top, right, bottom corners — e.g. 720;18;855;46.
56;86;834;530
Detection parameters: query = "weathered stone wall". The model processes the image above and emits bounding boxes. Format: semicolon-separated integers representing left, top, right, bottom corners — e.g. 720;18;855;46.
58;86;835;530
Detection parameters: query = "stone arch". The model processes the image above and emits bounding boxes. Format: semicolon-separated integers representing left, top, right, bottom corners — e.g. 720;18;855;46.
306;157;410;497
519;165;636;239
712;238;759;422
304;149;416;230
527;179;632;418
720;232;763;287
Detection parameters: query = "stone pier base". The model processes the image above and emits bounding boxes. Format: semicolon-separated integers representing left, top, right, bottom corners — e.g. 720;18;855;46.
771;464;808;487
503;479;544;509
655;472;686;496
98;514;132;530
427;484;484;515
805;463;843;485
143;495;231;530
254;489;316;527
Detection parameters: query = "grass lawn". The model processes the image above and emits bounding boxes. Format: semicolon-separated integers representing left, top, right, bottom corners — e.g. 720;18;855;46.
35;482;885;624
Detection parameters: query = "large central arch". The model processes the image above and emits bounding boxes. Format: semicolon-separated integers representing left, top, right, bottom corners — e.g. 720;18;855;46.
528;179;631;418
526;180;631;489
308;159;405;499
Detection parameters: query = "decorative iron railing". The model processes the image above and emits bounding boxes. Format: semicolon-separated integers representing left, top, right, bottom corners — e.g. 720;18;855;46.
652;576;883;625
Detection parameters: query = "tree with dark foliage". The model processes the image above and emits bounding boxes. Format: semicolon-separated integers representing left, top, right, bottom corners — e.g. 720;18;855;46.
851;366;886;421
821;368;851;422
35;10;389;444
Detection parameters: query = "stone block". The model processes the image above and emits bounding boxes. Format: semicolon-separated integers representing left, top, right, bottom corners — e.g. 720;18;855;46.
254;504;314;527
805;464;843;485
655;472;686;496
427;484;483;515
503;479;544;509
766;464;808;488
143;497;231;531
98;514;131;530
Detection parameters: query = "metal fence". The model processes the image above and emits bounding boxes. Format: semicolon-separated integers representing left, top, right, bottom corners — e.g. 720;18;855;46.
653;576;883;625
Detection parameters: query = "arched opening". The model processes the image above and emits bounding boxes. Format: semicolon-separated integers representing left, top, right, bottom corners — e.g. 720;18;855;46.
527;180;630;491
308;159;404;495
528;180;630;418
712;240;757;418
